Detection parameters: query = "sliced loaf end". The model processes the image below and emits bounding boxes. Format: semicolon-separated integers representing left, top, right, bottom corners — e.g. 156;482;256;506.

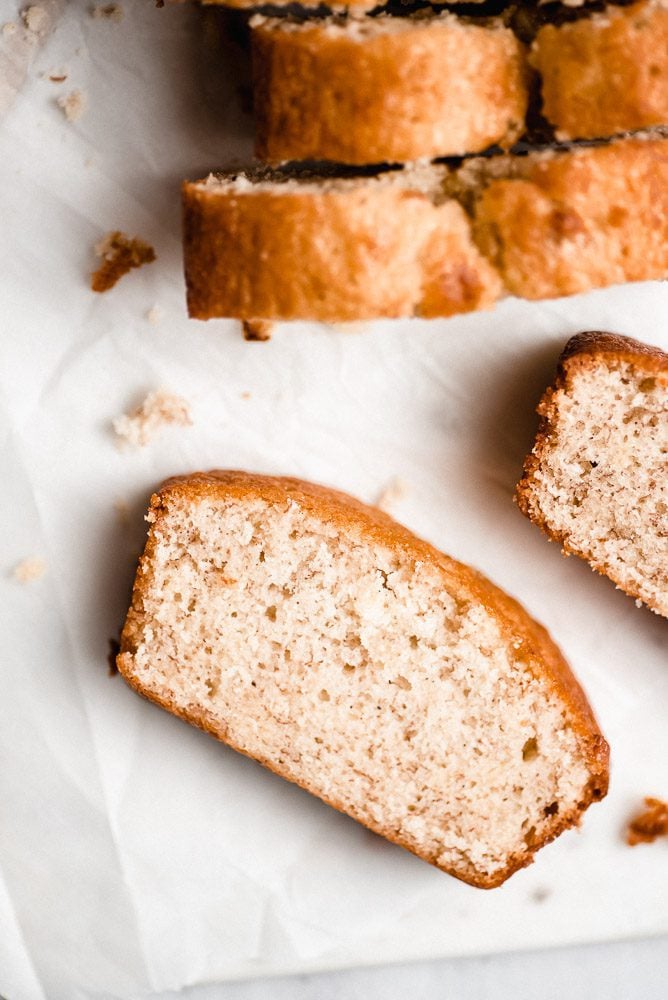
517;332;668;617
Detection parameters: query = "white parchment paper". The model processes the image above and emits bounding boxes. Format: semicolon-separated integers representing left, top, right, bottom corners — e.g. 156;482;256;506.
0;2;666;996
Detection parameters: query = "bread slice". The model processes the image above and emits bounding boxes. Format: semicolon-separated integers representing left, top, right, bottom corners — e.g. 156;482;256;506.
470;135;668;300
182;165;502;322
182;136;668;322
517;332;668;617
118;471;609;889
251;13;528;165
531;0;668;142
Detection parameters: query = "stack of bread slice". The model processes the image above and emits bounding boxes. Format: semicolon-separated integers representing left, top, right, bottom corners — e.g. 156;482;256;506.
184;0;668;326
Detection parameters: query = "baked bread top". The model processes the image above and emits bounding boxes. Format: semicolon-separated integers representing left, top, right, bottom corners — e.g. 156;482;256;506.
182;136;668;322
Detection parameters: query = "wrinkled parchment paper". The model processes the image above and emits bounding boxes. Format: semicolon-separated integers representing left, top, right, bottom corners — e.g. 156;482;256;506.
1;2;666;996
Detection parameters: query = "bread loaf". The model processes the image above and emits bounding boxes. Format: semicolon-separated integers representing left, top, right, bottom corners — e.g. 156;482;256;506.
118;471;609;888
251;13;528;165
517;332;668;617
182;136;668;323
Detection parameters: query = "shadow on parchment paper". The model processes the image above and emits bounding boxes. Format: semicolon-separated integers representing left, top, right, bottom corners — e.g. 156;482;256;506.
125;3;255;271
87;483;154;676
467;334;562;505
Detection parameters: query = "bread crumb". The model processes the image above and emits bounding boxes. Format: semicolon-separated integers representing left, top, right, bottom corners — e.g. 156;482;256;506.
91;3;123;20
242;319;273;342
627;797;668;846
240;391;251;400
376;477;410;514
146;304;162;325
92;231;156;292
22;5;48;34
13;556;47;583
2;22;17;36
48;68;68;83
113;390;192;447
57;89;86;123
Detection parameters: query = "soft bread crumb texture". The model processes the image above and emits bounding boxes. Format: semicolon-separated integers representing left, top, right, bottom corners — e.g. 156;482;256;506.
92;231;156;292
13;556;47;583
627;797;668;845
531;0;668;141
113;390;192;448
517;335;668;616
119;475;608;887
57;88;86;122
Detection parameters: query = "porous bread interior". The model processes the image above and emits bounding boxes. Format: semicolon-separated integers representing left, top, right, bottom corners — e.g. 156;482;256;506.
123;493;594;882
524;357;668;615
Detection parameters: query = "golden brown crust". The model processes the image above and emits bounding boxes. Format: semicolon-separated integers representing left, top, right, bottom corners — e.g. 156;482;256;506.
251;15;528;165
516;331;668;615
183;136;668;323
119;470;609;889
531;1;668;142
473;137;668;299
182;178;502;322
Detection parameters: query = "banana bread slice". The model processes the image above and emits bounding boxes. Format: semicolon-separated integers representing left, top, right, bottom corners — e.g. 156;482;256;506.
531;0;668;142
118;471;609;889
251;12;528;165
182;136;668;323
517;332;668;617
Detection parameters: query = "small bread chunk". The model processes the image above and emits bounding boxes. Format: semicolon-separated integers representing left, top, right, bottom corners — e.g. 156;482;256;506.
118;471;609;888
516;332;668;617
251;13;528;165
472;137;668;300
531;0;668;142
183;167;502;322
627;797;668;845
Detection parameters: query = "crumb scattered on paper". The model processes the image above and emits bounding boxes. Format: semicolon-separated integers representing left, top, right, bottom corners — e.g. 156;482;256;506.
627;797;668;846
48;68;67;83
13;556;47;583
376;477;410;514
146;304;162;325
240;391;251;400
92;231;156;292
22;5;48;35
242;319;273;342
2;21;17;36
57;88;86;122
107;637;120;676
113;390;192;448
91;3;123;21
